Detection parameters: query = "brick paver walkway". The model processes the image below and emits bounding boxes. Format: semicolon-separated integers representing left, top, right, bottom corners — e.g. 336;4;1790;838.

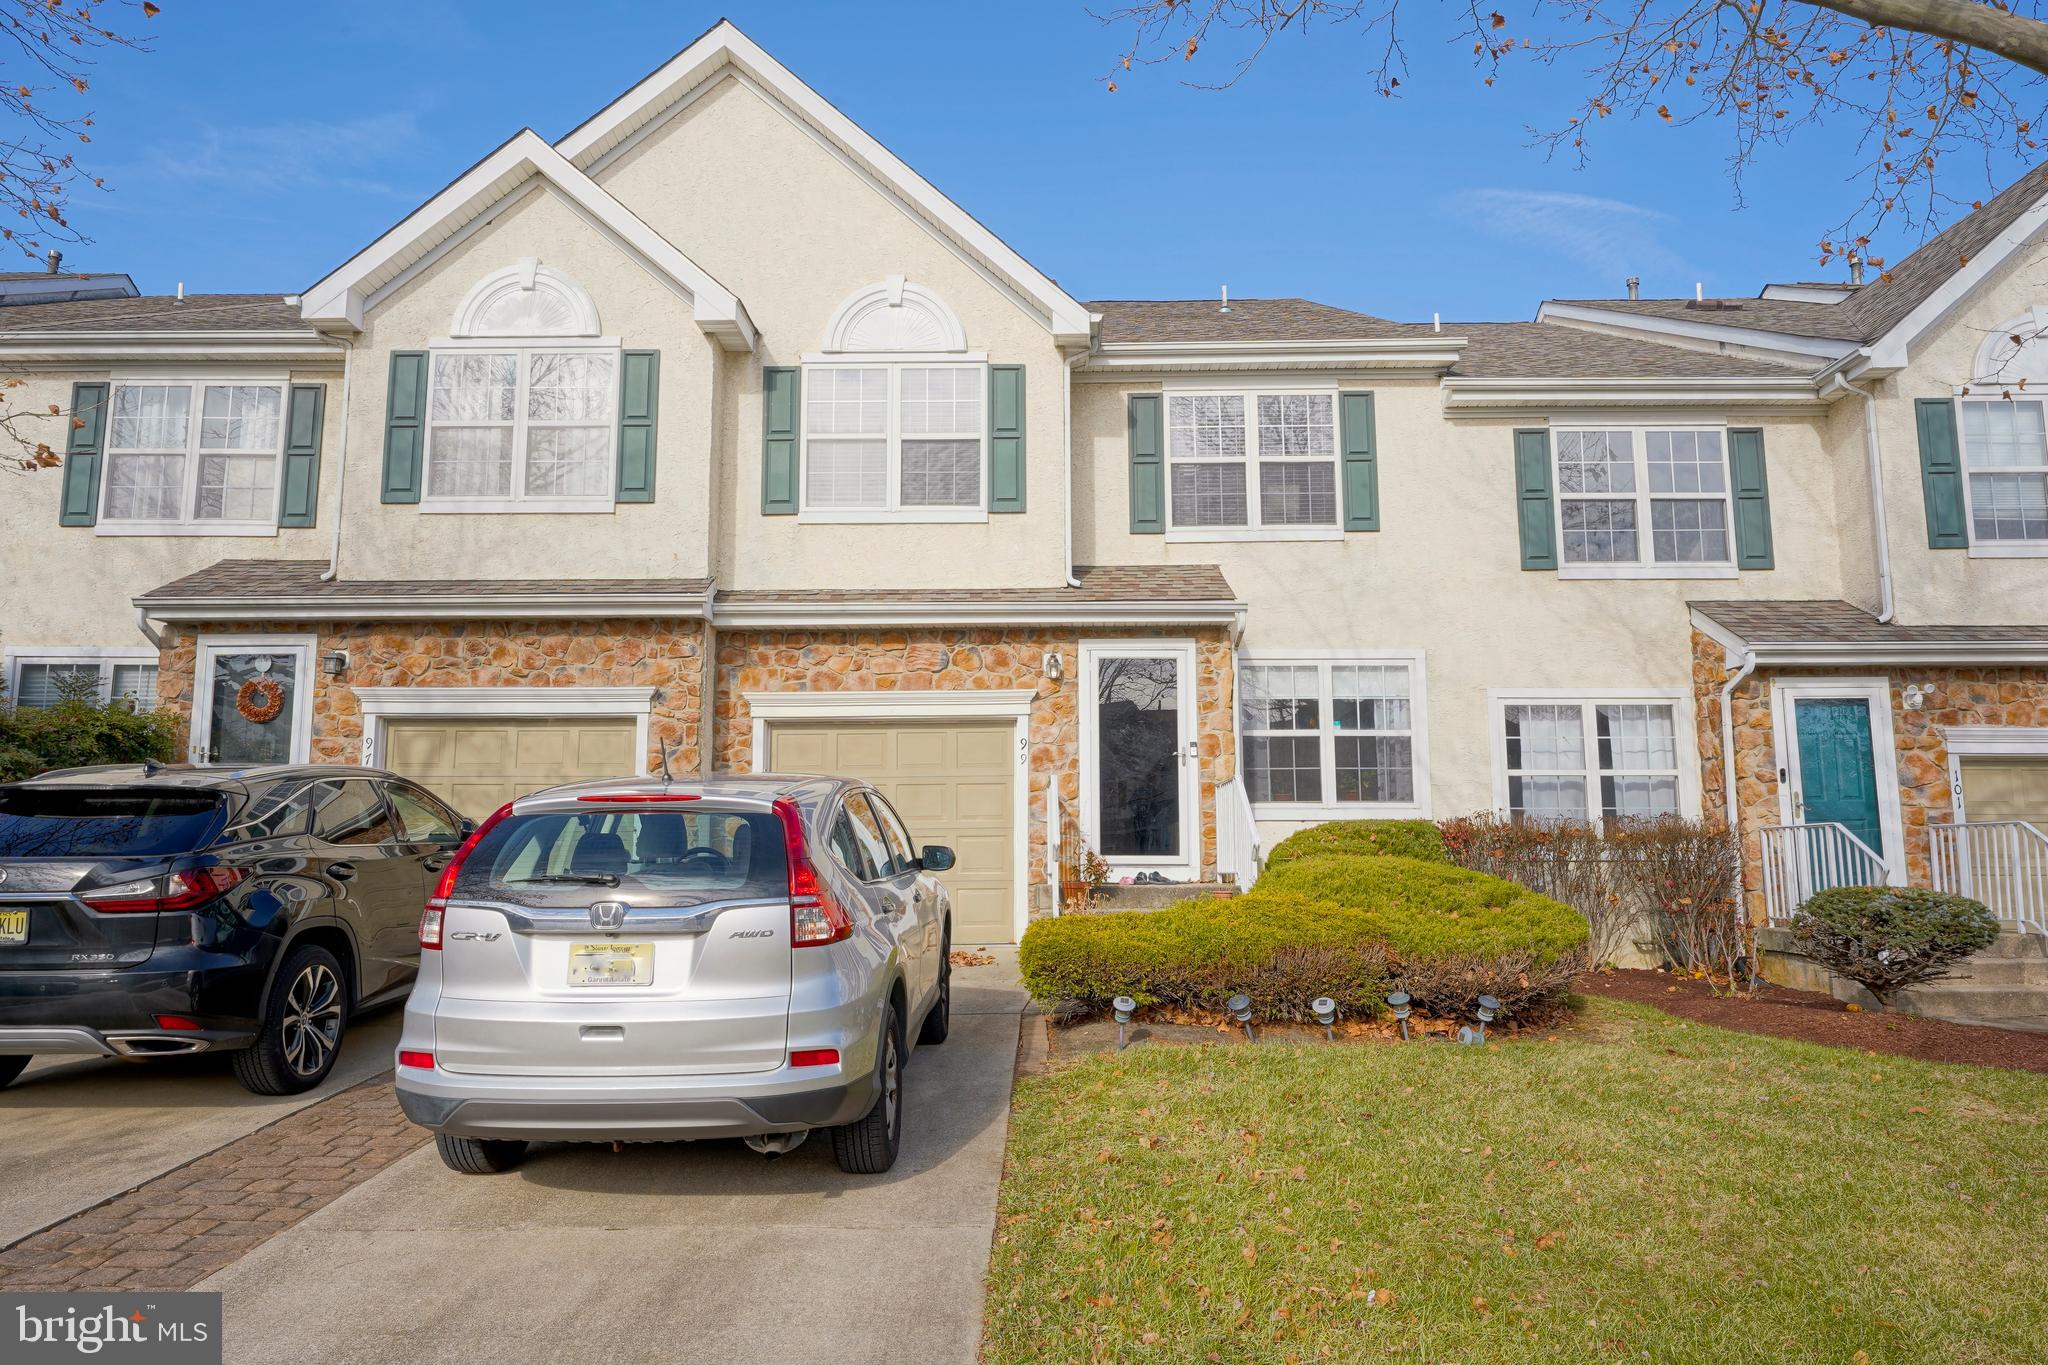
0;1077;425;1290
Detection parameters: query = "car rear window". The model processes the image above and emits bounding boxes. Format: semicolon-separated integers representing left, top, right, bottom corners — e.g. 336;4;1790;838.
456;806;788;905
0;789;227;858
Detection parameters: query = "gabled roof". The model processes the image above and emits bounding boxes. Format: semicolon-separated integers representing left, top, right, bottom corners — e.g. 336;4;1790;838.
298;129;754;350
554;19;1093;345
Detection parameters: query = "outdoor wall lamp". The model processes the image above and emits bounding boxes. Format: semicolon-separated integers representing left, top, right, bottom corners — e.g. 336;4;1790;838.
1386;991;1412;1041
1112;995;1136;1051
1902;683;1930;711
1225;993;1255;1042
1311;997;1337;1041
320;650;349;677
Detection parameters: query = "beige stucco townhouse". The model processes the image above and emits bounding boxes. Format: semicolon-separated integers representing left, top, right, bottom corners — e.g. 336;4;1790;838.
5;20;2048;957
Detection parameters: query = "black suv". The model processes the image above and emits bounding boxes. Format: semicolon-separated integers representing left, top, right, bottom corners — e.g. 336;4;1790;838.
0;764;470;1095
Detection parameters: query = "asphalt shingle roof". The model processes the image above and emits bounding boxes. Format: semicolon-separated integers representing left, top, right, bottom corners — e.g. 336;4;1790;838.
1446;323;1809;379
1087;298;1410;344
137;560;713;602
1691;599;2048;644
717;564;1238;605
0;294;306;333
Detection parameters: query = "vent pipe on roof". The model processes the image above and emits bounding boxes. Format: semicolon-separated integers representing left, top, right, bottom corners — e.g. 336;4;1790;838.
44;250;60;275
175;282;184;303
1850;258;1865;286
1433;312;1441;333
1625;276;1640;300
1694;282;1704;302
1218;284;1230;315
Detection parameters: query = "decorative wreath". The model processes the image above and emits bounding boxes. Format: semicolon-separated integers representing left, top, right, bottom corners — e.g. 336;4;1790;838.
234;677;285;725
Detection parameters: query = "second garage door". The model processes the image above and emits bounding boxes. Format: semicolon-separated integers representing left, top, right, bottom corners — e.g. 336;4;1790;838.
381;717;638;817
768;720;1015;943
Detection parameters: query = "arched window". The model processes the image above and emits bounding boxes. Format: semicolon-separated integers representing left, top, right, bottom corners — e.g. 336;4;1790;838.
426;259;620;511
803;277;986;520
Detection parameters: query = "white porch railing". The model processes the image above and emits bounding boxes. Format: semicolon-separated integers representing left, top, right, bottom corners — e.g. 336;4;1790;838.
1758;822;1890;925
1930;819;2048;935
1215;776;1263;890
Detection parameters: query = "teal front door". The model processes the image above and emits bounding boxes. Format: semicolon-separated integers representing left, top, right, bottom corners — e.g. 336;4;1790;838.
1792;697;1885;858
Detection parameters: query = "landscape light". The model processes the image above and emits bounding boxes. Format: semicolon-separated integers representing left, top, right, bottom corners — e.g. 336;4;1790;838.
1458;1025;1482;1046
1386;991;1412;1041
1112;996;1136;1051
1225;993;1256;1042
1311;996;1337;1041
1475;995;1501;1042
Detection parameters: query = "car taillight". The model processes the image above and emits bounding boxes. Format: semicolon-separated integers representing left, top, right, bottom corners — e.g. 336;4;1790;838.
82;866;247;914
576;793;701;803
421;801;515;950
773;797;852;948
397;1050;435;1070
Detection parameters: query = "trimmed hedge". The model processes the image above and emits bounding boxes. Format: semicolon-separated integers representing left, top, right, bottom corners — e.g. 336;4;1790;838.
1264;819;1448;870
1794;886;1998;1004
1019;847;1590;1022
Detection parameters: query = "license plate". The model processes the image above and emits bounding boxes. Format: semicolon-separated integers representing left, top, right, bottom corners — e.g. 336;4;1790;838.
568;942;653;986
0;910;25;945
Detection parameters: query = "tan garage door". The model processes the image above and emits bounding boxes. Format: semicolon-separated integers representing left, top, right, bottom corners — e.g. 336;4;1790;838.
381;717;638;818
769;720;1015;944
1961;756;2048;829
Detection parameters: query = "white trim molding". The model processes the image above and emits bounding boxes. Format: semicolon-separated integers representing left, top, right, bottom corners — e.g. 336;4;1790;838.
4;646;158;709
711;597;1245;630
451;258;603;338
136;588;712;624
355;685;657;777
1441;374;1826;414
822;278;968;354
1767;675;1907;883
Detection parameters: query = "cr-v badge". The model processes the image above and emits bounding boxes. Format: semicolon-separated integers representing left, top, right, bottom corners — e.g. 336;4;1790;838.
589;901;628;930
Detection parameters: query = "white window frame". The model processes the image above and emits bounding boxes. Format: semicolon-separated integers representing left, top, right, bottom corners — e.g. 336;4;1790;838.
421;339;622;515
796;356;991;524
1549;418;1738;580
4;646;158;709
1159;381;1343;543
1952;392;2048;558
1238;650;1430;820
191;635;316;766
1487;688;1698;826
94;373;290;537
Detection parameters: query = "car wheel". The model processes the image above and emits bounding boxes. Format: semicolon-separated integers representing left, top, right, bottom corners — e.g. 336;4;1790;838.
435;1134;527;1174
917;928;951;1046
831;1002;904;1174
0;1056;29;1089
232;943;349;1096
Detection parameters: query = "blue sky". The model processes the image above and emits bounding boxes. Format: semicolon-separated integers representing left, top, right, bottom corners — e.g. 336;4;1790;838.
49;1;2037;322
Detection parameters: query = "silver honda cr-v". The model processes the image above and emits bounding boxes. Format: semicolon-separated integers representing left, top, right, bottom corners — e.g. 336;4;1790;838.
392;774;955;1175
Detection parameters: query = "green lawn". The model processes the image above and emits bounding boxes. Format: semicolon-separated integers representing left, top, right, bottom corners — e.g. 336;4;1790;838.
986;998;2048;1363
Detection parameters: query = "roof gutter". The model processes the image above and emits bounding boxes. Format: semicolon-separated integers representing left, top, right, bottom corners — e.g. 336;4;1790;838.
321;334;356;582
1827;372;1896;623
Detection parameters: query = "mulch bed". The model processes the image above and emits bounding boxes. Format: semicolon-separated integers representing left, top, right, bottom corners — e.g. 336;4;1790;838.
1579;968;2048;1074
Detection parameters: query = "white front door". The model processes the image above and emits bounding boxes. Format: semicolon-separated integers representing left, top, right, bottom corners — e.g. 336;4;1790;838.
1080;641;1199;881
192;636;316;766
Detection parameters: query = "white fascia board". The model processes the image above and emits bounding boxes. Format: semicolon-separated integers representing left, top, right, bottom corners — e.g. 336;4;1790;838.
553;21;1093;345
1082;337;1464;376
299;131;755;352
1536;302;1856;364
713;600;1246;629
1862;184;2048;372
0;337;342;367
135;592;712;623
1441;375;1824;412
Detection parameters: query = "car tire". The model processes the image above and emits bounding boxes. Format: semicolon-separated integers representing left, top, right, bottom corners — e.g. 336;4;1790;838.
917;927;951;1046
434;1134;527;1174
0;1056;29;1089
232;942;350;1096
831;1002;903;1175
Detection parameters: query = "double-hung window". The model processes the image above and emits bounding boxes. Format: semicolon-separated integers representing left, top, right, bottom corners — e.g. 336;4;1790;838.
6;652;157;710
1166;389;1339;537
1239;656;1425;814
99;380;286;532
425;347;618;511
802;363;985;518
1496;694;1682;826
1554;425;1733;576
1957;398;2048;548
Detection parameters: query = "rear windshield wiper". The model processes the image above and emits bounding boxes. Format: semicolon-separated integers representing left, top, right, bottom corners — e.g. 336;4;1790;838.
511;873;620;887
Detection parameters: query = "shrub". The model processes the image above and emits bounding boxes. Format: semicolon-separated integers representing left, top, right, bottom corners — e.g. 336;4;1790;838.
1606;816;1747;984
1265;819;1447;870
0;695;178;783
1793;887;1998;1005
1438;814;1629;964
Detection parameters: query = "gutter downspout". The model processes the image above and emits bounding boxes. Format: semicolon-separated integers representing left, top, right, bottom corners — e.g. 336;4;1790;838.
321;334;357;582
134;605;162;649
1718;648;1757;833
1828;371;1895;622
1063;349;1088;588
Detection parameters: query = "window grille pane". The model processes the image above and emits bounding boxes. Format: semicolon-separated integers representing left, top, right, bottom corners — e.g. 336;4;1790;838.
1504;703;1583;771
14;662;99;708
1594;704;1677;770
899;368;981;435
430;353;516;422
527;353;614;422
199;385;283;452
1170;462;1247;526
1238;665;1319;731
1560;498;1638;563
111;663;157;709
806;438;888;508
525;427;612;496
1961;399;2048;469
1166;394;1245;459
1649;498;1729;563
1336;735;1413;803
1244;735;1321;803
806;368;886;436
1970;471;2048;541
1332;665;1411;731
196;453;277;521
1507;774;1588;821
1601;775;1679;820
1255;393;1334;456
109;384;192;451
1645;429;1725;494
900;438;981;507
426;427;514;498
103;452;186;521
1258;461;1336;525
1555;429;1635;494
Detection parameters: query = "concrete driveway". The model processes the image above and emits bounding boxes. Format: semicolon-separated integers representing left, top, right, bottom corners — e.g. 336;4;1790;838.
200;950;1029;1365
0;1007;402;1245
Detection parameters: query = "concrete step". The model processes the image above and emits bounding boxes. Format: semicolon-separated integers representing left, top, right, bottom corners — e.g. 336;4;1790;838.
1934;957;2048;986
1971;931;2048;960
1891;980;2048;1033
1082;881;1241;912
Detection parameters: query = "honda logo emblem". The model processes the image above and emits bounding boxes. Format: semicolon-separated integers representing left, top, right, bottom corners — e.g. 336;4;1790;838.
589;901;628;930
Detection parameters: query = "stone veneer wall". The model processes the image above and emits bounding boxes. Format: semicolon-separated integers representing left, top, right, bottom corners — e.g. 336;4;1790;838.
156;618;708;774
712;627;1236;906
1691;627;2048;920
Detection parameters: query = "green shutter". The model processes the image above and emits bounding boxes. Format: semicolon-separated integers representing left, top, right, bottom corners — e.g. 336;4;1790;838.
615;349;659;504
1728;427;1774;569
988;364;1026;513
1339;391;1379;531
1915;397;1968;548
1514;428;1556;570
58;380;108;526
762;366;800;514
1129;393;1164;533
277;383;326;528
381;351;427;504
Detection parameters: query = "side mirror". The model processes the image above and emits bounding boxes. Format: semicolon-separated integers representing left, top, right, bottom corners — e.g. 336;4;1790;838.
457;818;478;840
919;844;956;873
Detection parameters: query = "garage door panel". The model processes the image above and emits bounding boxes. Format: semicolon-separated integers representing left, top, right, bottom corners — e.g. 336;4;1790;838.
576;729;634;771
895;730;949;770
1961;757;2048;827
956;728;1010;768
770;730;830;773
956;781;1009;821
383;716;639;819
